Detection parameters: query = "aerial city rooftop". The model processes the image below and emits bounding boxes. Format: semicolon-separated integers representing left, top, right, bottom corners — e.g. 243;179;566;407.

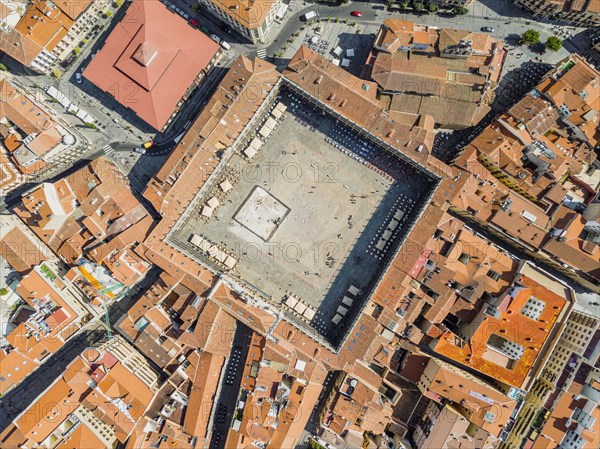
0;1;598;449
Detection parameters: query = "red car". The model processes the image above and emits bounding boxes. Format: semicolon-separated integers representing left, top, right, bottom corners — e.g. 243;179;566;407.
189;18;199;27
351;11;363;17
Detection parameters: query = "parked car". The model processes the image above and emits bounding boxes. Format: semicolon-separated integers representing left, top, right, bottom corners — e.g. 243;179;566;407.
143;140;155;149
351;11;363;17
481;26;494;32
134;147;146;155
220;41;231;50
189;18;199;27
210;34;221;44
75;73;82;84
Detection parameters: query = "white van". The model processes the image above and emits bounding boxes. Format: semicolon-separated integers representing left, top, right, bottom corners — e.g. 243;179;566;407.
220;41;231;50
301;11;318;21
210;34;221;44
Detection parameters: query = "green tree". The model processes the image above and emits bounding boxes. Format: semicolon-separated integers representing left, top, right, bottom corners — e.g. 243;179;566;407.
0;63;7;71
399;1;409;9
545;36;562;51
414;2;424;11
85;122;97;129
52;68;61;78
428;3;439;12
454;6;468;15
73;47;81;55
192;3;201;12
0;288;8;296
386;0;395;9
105;10;112;17
522;29;540;46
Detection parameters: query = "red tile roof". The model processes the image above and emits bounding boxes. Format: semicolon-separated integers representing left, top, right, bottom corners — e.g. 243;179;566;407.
83;0;219;130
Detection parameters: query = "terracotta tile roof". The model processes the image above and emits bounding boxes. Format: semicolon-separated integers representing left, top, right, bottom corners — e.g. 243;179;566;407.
542;213;600;278
15;158;154;286
371;20;504;128
434;272;568;388
0;27;42;66
51;0;93;20
54;422;105;449
204;0;278;29
0;79;56;135
83;0;219;130
284;46;435;156
183;351;225;438
15;0;73;52
0;225;46;272
539;55;600;146
421;359;517;437
15;377;73;442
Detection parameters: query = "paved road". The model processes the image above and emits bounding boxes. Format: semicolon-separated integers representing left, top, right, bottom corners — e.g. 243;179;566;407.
208;324;253;449
0;323;106;432
0;265;163;433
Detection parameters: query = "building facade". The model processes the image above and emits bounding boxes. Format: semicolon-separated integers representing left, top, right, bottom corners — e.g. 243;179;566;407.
196;0;282;44
512;0;600;26
0;0;110;73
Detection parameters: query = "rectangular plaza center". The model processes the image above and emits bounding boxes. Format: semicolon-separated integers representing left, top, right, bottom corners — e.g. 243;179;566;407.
180;111;393;308
171;89;436;345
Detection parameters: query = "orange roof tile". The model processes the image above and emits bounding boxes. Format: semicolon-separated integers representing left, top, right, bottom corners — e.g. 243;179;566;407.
83;0;219;130
434;273;567;388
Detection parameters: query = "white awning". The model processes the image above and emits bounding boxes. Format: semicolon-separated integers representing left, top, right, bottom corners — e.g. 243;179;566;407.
311;36;320;44
342;296;353;306
271;108;283;119
190;234;204;246
332;59;340;66
346;48;355;57
224;256;237;268
201;206;213;217
333;46;342;56
375;239;386;250
275;102;287;112
275;3;288;19
215;250;227;263
394;210;405;221
337;306;347;316
388;219;398;230
265;117;277;129
207;197;220;208
244;147;257;158
220;180;233;192
303;308;315;320
341;59;350;67
259;125;272;138
285;295;298;308
250;137;263;149
382;230;392;241
294;301;307;314
348;285;360;296
332;314;342;324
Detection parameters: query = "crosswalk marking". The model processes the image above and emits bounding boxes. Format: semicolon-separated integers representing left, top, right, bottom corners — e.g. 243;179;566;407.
102;144;114;155
256;49;267;59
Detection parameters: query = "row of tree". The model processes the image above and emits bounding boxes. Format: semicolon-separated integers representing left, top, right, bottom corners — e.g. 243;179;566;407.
522;29;563;51
384;0;468;14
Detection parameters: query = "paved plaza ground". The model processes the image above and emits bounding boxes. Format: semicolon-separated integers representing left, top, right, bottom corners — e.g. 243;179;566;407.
172;88;437;345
